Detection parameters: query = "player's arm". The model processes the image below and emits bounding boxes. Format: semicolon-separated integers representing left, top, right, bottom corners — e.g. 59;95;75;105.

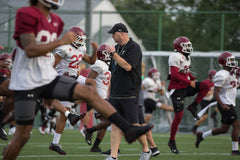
83;41;97;65
170;66;192;85
214;86;229;110
20;32;76;58
87;69;98;79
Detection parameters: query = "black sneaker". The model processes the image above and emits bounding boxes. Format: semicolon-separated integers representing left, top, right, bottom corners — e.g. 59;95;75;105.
195;132;203;148
84;128;92;145
102;149;120;156
168;140;179;154
68;112;86;126
0;127;8;141
187;105;200;120
231;150;240;155
150;147;160;157
124;123;153;144
49;143;66;155
90;147;102;153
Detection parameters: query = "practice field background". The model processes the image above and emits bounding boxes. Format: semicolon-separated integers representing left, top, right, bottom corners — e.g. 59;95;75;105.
0;129;238;160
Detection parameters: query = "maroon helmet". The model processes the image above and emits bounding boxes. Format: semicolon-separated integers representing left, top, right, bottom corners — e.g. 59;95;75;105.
173;36;193;54
0;53;12;69
218;51;238;68
208;69;217;79
97;44;111;62
148;68;160;80
68;26;86;48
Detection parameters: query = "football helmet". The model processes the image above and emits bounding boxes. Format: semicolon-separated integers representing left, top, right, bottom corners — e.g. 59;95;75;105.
68;26;86;49
148;68;160;80
97;44;111;62
218;51;238;68
173;36;193;55
0;53;12;69
208;69;217;79
39;0;64;10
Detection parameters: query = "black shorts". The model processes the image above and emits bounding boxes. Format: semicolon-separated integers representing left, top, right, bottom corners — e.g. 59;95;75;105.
144;98;156;114
217;103;238;125
109;97;139;124
14;76;78;125
138;105;145;124
200;99;216;115
170;82;200;112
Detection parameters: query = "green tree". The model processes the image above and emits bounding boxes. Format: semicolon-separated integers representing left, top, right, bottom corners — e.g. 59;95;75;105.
110;0;240;52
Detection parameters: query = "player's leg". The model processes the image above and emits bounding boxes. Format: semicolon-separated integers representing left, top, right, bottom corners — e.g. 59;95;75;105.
72;84;153;144
168;89;185;154
49;102;70;155
2;90;37;160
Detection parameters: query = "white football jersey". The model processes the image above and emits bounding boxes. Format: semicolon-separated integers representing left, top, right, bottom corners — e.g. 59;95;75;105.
142;77;162;100
9;47;57;90
214;69;239;106
55;45;86;77
91;60;111;99
168;52;191;74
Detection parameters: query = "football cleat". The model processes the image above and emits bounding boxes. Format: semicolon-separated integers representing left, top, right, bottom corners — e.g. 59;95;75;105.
168;140;179;154
49;143;66;155
195;132;203;148
39;126;46;135
0;127;8;141
231;150;240;155
83;128;92;145
187;105;200;120
68;112;86;126
90;147;102;153
102;149;120;156
150;147;160;157
124;123;153;144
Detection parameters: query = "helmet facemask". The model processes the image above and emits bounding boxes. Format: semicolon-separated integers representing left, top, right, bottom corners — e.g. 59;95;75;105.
72;35;86;49
180;42;193;55
152;72;160;81
39;0;64;10
226;56;238;68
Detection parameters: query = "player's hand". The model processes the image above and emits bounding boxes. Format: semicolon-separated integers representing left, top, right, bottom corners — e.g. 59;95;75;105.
190;80;196;88
61;31;76;45
106;45;115;54
222;104;230;111
90;41;98;51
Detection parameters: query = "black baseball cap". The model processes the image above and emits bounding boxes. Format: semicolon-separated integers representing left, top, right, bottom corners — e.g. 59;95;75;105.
108;23;128;34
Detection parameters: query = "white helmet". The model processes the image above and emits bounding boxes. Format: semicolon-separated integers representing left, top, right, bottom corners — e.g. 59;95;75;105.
39;0;64;10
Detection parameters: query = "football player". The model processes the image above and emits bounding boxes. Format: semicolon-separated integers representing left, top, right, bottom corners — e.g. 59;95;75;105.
3;0;153;159
195;51;240;155
83;44;112;153
0;49;15;142
49;26;99;155
167;36;214;154
191;69;217;134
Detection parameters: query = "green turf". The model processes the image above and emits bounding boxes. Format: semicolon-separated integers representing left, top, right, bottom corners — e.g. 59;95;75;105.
0;129;239;160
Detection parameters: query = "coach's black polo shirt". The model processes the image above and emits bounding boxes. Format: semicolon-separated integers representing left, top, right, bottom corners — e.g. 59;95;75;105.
109;38;142;98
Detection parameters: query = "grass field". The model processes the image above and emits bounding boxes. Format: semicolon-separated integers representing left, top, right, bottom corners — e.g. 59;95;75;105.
0;128;239;160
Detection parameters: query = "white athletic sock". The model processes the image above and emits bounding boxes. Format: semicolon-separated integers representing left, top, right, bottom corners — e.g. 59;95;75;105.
202;130;212;139
64;111;70;117
156;102;161;108
52;133;62;145
232;141;239;151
